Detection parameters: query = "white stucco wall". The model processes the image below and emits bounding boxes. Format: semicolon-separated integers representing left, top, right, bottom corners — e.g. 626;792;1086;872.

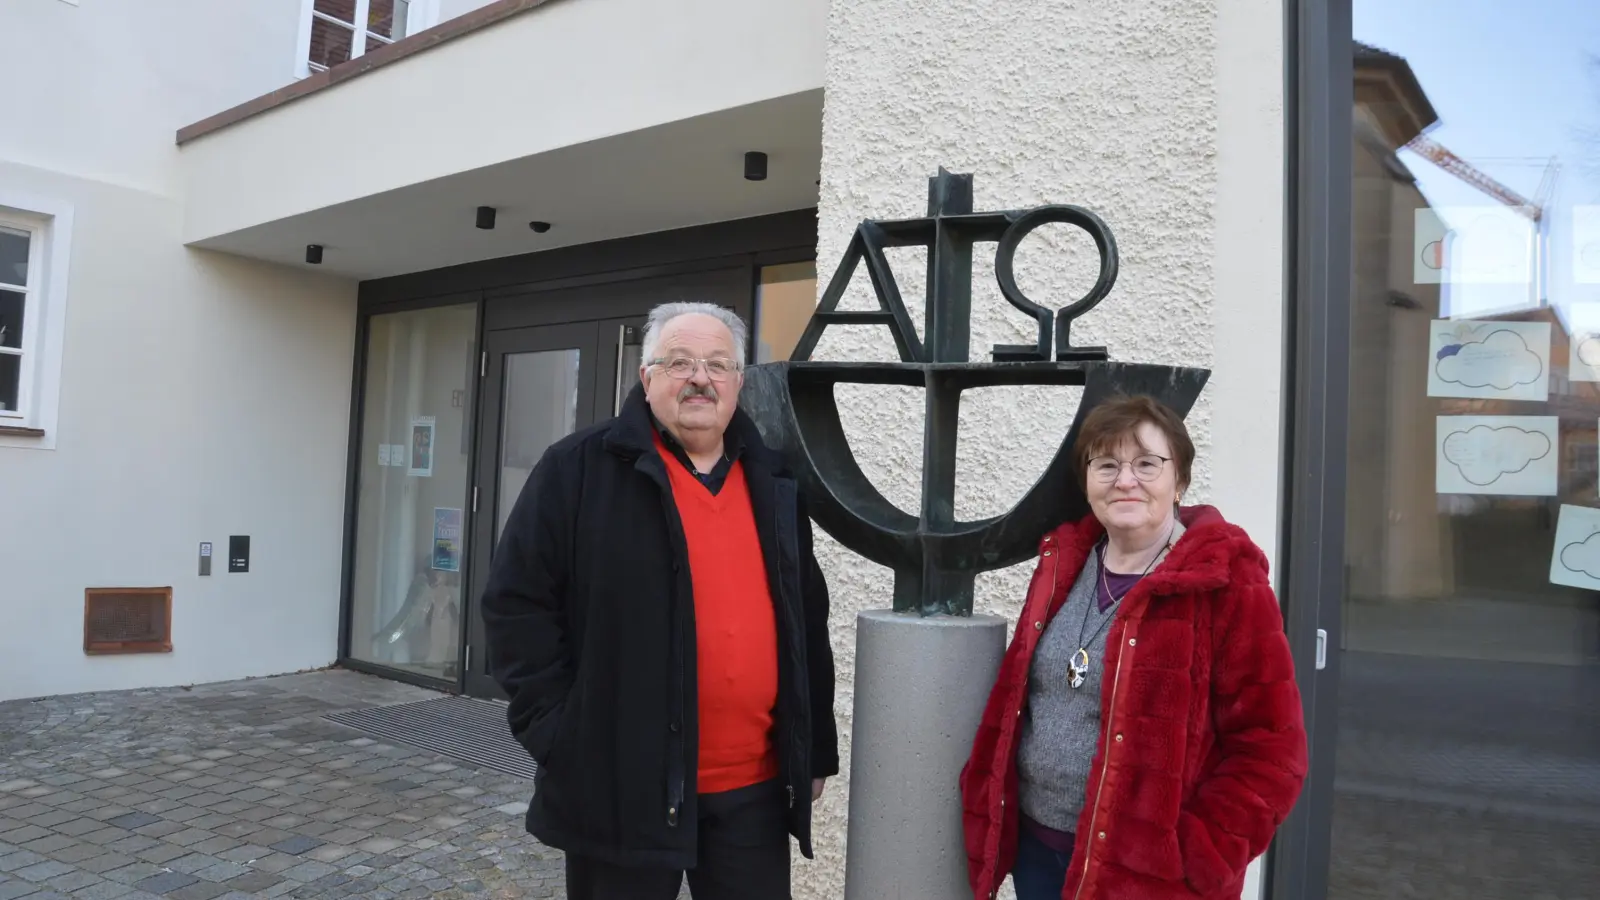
0;1;360;701
804;0;1284;898
0;0;306;195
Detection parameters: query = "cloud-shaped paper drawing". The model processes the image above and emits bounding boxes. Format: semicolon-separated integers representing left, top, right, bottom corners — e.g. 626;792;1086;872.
1559;532;1600;579
1577;336;1600;367
1435;329;1543;390
1441;424;1552;487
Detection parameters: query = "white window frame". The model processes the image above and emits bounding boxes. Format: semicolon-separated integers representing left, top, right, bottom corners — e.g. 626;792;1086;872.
294;0;442;79
0;192;73;450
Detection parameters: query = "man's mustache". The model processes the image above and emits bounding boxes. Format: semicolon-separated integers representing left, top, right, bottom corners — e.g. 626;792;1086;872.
678;384;718;402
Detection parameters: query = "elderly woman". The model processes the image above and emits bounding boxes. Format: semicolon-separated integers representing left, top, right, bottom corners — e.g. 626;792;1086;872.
959;395;1308;900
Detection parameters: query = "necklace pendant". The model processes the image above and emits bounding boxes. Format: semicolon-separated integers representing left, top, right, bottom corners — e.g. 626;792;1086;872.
1068;648;1089;689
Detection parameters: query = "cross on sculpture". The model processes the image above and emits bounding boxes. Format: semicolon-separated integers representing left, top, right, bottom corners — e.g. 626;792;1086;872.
740;169;1210;616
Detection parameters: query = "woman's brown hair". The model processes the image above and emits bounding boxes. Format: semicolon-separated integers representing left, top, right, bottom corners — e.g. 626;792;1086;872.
1070;394;1195;492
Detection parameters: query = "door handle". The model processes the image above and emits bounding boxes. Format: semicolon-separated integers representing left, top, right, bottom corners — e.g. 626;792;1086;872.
1315;628;1327;671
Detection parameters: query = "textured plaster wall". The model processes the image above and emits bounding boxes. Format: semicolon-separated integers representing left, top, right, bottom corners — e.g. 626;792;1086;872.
800;0;1284;898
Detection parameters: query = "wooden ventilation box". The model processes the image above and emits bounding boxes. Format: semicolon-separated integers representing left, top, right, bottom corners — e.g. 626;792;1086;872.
84;587;173;655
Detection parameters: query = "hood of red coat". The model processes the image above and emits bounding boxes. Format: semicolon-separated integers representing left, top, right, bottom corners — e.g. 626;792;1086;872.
1040;504;1269;597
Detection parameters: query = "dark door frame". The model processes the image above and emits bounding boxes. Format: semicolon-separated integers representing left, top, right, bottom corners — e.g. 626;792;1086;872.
464;320;603;699
337;210;817;695
1269;0;1352;898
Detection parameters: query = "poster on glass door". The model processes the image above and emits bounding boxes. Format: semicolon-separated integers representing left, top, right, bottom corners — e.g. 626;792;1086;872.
1426;319;1550;402
1435;415;1558;496
432;507;463;573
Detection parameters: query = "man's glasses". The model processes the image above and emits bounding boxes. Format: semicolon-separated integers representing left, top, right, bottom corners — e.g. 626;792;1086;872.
648;356;742;381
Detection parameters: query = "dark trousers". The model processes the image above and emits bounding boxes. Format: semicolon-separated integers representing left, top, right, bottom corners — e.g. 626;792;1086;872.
1012;826;1074;900
565;779;791;900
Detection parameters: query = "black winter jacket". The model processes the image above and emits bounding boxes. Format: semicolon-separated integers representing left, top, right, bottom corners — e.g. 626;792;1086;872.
481;384;840;869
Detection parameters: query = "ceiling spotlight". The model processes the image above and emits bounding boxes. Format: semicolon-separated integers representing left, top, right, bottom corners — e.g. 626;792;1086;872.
744;151;768;182
305;244;323;265
528;221;552;233
476;206;497;229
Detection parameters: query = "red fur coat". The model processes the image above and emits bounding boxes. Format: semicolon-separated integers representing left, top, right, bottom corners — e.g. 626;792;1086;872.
959;505;1307;900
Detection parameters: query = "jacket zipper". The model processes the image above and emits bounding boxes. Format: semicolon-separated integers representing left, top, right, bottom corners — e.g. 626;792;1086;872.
1071;617;1130;900
991;544;1059;897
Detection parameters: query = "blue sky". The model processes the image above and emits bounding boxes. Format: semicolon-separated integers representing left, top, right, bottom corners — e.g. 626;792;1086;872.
1357;0;1600;319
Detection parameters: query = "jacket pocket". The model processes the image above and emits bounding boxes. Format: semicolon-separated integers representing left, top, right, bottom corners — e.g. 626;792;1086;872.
539;684;583;772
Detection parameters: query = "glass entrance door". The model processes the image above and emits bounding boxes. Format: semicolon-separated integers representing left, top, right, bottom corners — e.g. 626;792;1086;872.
463;322;600;698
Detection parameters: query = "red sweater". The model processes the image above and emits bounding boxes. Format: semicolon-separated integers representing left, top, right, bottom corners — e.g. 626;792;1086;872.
659;444;780;795
959;506;1307;900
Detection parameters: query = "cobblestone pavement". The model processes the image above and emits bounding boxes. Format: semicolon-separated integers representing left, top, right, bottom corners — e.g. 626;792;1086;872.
0;670;566;899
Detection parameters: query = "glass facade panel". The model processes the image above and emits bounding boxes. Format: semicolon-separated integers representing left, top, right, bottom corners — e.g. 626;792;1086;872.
755;261;818;363
1336;5;1600;897
349;303;477;681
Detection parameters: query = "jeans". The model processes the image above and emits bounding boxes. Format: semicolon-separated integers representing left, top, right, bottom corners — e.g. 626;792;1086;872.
1012;826;1074;900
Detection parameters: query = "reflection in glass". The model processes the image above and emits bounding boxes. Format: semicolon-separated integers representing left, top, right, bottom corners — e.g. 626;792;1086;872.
0;290;23;350
0;226;29;288
1338;7;1600;898
497;349;581;539
308;16;355;69
755;262;819;363
0;353;18;412
349;304;476;681
616;325;642;416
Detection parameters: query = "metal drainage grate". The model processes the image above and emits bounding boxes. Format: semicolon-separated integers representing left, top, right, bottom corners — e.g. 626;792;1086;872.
324;695;538;780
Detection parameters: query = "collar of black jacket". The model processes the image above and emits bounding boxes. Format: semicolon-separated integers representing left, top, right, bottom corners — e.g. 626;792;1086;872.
604;380;787;474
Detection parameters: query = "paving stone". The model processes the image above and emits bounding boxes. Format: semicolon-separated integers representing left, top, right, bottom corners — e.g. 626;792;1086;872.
14;862;73;884
130;844;188;866
0;853;46;874
41;869;99;892
267;837;321;857
128;823;182;841
132;870;198;894
100;816;155;834
164;882;227;900
16;837;75;858
68;856;135;878
45;844;100;865
280;859;340;884
0;882;38;900
221;870;280;894
63;881;133;900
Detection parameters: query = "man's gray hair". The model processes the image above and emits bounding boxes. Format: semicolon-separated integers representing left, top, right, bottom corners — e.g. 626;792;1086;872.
640;302;749;366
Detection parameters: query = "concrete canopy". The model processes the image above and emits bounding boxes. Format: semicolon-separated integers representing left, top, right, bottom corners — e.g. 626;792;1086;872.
176;0;827;279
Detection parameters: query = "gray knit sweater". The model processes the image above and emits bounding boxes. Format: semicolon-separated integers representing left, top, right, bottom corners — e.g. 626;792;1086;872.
1016;551;1112;832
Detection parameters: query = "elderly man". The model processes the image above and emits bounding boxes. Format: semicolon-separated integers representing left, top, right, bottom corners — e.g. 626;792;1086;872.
482;301;839;900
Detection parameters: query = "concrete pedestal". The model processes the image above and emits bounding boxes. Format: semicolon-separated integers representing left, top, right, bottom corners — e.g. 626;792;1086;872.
844;609;1007;900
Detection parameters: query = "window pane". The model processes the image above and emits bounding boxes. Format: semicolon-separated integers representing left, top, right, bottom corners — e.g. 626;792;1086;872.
0;226;28;288
1335;6;1600;899
368;0;407;39
755;261;819;363
313;0;357;25
0;352;18;413
349;304;477;681
0;290;22;350
497;349;581;540
308;17;355;70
